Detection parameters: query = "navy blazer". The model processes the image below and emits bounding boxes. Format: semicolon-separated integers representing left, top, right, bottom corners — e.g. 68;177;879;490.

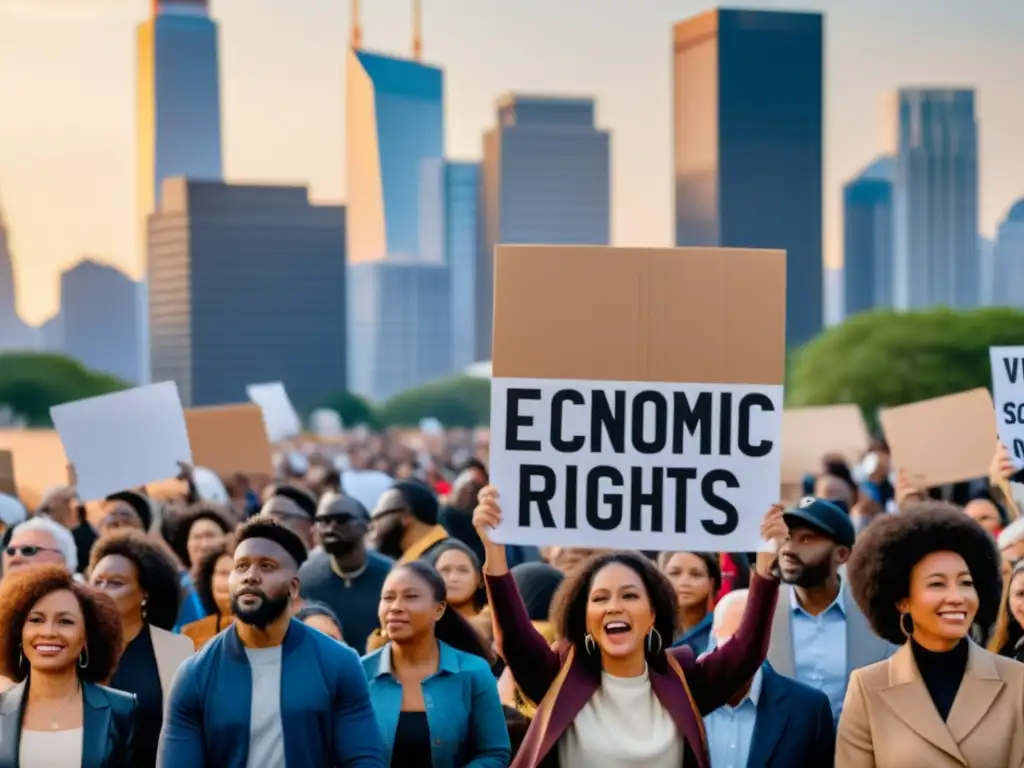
0;680;137;767
157;619;386;767
748;663;835;768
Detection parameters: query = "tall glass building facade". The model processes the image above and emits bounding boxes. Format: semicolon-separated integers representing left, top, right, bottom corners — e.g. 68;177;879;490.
137;0;223;383
346;48;444;264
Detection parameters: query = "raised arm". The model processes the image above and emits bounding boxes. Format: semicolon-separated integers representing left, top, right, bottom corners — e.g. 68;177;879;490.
476;487;562;703
674;505;785;714
156;662;206;768
331;646;387;767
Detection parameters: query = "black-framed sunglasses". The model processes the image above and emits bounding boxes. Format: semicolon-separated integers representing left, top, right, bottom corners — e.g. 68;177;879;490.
5;545;61;558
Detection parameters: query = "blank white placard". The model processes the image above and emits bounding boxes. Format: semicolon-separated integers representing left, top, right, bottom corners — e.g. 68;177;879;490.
50;381;192;501
247;382;301;443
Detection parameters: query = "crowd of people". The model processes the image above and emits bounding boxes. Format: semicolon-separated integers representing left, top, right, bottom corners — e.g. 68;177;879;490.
0;430;1022;766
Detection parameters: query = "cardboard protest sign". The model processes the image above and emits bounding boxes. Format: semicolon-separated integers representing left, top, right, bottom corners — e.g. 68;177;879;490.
0;450;17;497
990;347;1024;469
781;405;869;483
0;430;68;509
185;403;273;477
247;382;301;443
880;388;995;487
488;245;786;552
51;381;193;501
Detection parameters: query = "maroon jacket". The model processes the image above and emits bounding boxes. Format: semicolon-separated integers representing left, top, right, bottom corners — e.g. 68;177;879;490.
485;569;779;768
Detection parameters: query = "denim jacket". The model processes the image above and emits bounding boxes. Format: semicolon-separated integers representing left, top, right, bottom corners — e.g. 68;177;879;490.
362;640;510;768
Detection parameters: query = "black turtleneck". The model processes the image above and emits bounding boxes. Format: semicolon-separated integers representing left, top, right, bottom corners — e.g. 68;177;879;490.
911;638;968;721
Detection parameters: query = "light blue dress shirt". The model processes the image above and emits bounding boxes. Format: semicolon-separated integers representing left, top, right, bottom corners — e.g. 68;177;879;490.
704;666;762;768
361;640;510;768
790;582;847;721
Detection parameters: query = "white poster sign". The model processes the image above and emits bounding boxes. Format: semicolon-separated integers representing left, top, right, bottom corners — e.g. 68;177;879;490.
990;346;1024;469
488;377;783;551
50;381;192;501
247;381;301;443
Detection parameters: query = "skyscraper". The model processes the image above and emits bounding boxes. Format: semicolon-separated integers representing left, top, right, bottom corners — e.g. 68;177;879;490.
892;88;979;310
136;0;224;383
345;2;443;264
148;179;346;407
419;159;481;371
843;156;894;316
348;260;451;400
673;9;824;346
60;260;140;383
0;193;33;351
993;200;1024;308
477;94;611;360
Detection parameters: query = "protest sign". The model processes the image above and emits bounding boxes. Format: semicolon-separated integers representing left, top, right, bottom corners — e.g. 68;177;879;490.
0;450;17;497
185;403;273;477
880;388;995;487
990;346;1024;469
0;430;67;509
488;245;786;552
781;405;869;484
51;381;192;501
247;381;301;443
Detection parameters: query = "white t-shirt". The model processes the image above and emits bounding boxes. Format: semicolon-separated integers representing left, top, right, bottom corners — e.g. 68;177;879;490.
245;646;286;768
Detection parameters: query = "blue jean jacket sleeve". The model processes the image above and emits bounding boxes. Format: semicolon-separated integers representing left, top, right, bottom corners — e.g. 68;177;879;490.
156;661;206;768
465;665;511;768
333;647;388;767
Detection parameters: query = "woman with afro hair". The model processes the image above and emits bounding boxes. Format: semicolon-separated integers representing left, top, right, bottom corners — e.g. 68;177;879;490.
837;499;1024;767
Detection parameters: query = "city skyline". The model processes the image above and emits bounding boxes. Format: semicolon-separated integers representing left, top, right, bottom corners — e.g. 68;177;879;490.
1;0;1022;323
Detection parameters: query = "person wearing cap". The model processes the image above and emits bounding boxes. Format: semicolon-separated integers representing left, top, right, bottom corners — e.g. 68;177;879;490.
369;480;449;564
766;496;897;722
299;493;392;655
260;484;318;550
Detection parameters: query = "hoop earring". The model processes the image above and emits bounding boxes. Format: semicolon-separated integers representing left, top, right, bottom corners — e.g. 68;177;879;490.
646;627;663;654
78;646;89;669
899;612;914;639
18;644;23;669
584;633;596;655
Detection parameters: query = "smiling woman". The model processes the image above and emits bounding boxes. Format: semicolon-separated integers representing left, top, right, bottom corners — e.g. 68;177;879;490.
0;564;136;766
838;501;1024;767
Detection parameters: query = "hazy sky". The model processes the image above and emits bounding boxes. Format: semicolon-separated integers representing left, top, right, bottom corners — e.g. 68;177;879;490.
1;0;1022;324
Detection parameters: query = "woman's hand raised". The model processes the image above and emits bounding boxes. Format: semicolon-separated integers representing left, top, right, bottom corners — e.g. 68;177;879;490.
473;485;509;576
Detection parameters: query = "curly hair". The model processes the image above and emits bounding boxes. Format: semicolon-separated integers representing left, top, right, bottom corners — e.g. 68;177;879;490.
170;503;233;568
847;500;1003;645
0;565;124;684
193;542;233;616
549;551;678;675
88;529;183;631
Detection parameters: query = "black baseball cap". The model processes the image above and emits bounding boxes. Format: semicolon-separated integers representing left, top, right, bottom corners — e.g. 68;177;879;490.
783;496;855;549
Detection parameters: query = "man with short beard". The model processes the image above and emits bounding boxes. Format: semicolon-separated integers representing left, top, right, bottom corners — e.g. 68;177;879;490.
368;480;449;563
158;516;385;767
299;493;392;654
766;497;896;723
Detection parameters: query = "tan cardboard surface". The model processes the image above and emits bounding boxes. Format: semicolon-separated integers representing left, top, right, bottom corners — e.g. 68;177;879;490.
185;404;273;477
491;245;787;384
880;388;995;487
0;450;17;497
0;430;68;510
782;405;870;483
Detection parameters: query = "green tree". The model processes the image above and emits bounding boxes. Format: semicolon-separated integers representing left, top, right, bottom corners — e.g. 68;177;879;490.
787;307;1024;429
380;376;491;428
0;352;130;427
318;390;380;429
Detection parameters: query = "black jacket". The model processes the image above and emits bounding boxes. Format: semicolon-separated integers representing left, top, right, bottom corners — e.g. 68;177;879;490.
0;680;136;767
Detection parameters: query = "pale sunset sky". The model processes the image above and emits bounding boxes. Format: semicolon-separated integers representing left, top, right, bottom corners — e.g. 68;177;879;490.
0;0;1022;324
